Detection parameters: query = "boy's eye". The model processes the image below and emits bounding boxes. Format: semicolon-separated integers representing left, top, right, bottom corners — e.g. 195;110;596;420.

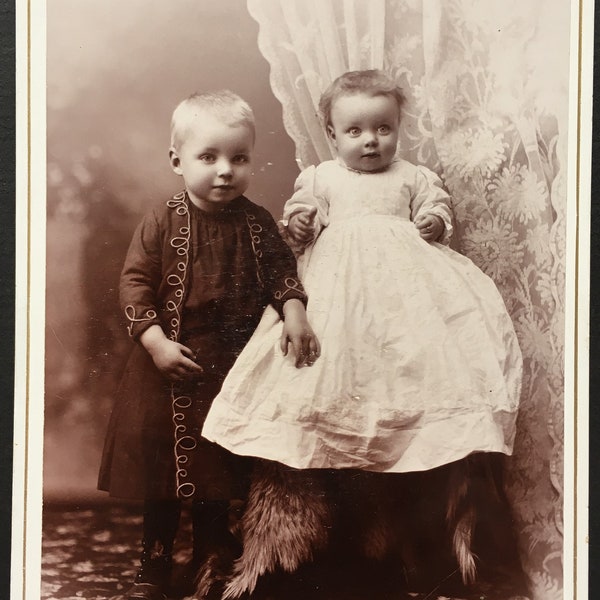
347;127;361;137
199;154;216;163
232;155;249;164
378;125;391;135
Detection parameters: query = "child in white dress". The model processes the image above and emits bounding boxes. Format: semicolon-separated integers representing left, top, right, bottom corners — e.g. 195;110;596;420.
203;71;522;475
200;70;525;598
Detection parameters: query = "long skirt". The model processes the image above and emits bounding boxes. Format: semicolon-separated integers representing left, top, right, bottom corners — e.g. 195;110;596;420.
98;343;250;501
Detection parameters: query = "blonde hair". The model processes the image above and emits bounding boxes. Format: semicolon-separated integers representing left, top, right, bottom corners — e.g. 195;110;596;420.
318;70;406;129
170;90;255;149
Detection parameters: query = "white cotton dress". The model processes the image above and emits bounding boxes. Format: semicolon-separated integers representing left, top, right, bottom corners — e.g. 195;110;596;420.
202;158;522;473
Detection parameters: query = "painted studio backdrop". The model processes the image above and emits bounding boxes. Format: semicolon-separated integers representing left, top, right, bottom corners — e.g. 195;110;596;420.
45;1;569;599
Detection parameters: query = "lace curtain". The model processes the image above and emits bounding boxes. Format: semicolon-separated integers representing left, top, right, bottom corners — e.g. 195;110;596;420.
246;0;568;598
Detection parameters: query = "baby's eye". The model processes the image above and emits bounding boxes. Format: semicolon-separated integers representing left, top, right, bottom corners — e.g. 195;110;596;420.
199;154;216;163
347;127;361;137
232;154;249;164
378;125;391;135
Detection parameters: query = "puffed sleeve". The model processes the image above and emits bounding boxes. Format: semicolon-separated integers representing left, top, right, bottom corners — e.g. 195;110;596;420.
119;210;164;339
411;166;454;245
279;165;330;254
256;207;308;318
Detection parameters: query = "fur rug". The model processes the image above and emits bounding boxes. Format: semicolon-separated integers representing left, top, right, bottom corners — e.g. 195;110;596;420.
221;461;332;599
192;455;526;600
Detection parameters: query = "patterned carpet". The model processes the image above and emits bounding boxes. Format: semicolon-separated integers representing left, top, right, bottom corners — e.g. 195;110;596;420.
42;502;192;600
41;502;526;600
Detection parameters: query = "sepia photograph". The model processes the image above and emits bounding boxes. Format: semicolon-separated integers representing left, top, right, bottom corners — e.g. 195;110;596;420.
13;0;592;599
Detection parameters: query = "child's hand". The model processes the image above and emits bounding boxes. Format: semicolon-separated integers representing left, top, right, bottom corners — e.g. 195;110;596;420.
415;214;444;242
280;299;321;368
140;325;204;381
150;340;204;381
288;207;317;243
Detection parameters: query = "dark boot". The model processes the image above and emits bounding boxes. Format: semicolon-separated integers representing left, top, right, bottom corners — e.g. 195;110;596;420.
134;537;174;587
110;540;171;600
112;499;181;600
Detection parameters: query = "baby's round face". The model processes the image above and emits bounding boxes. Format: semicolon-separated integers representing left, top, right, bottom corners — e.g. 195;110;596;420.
327;92;400;173
171;114;253;212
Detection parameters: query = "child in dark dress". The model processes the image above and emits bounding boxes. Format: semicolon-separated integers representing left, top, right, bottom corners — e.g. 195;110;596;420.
98;90;320;600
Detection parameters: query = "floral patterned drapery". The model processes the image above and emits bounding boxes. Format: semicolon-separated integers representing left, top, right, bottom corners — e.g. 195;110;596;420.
246;0;569;598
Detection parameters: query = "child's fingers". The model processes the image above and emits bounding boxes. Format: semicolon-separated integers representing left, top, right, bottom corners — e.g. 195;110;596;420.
289;221;311;241
298;207;317;222
304;347;319;367
183;357;204;374
280;332;289;356
290;338;301;367
417;220;438;239
296;220;315;235
168;365;189;381
280;328;320;368
416;215;443;238
301;208;317;225
292;227;314;243
176;344;203;374
291;337;306;368
168;363;202;383
295;222;312;234
296;213;317;232
298;334;320;367
178;343;196;360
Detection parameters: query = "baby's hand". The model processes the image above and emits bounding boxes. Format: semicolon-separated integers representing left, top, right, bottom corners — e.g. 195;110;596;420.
288;207;317;243
280;299;321;368
141;326;204;381
415;214;444;242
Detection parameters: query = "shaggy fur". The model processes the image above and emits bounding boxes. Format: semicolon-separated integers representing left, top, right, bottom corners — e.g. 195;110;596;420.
193;553;227;600
192;455;519;599
220;461;332;599
445;459;479;584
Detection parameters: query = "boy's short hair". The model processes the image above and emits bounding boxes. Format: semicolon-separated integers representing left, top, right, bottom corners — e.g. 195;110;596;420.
170;90;256;149
318;70;406;128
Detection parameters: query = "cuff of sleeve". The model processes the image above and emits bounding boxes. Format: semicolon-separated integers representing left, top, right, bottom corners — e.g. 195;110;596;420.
124;305;161;340
271;278;307;318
